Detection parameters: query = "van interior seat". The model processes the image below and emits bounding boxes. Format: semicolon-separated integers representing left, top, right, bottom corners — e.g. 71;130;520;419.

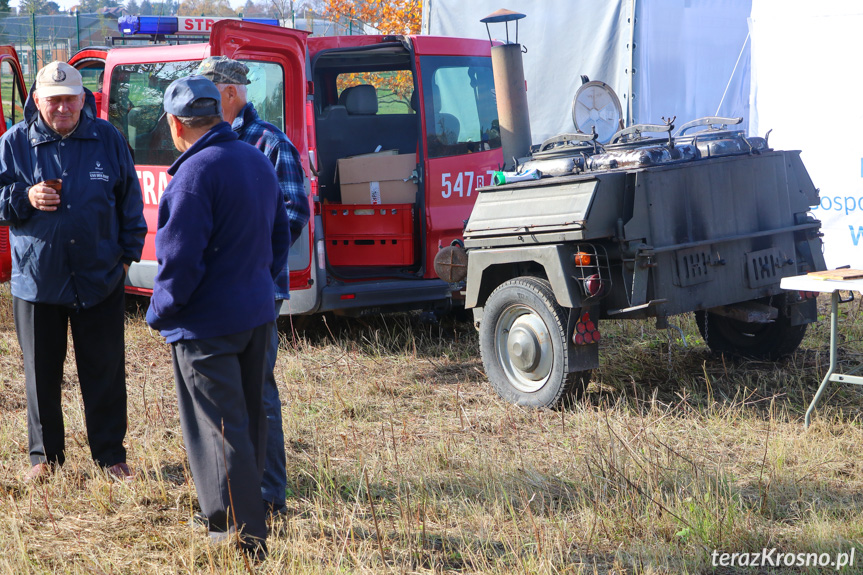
344;84;378;115
316;83;418;203
432;84;460;146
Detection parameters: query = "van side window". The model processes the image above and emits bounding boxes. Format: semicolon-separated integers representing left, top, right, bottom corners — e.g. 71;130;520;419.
77;62;105;93
420;56;500;159
108;60;286;166
109;61;200;166
0;59;25;130
245;61;286;131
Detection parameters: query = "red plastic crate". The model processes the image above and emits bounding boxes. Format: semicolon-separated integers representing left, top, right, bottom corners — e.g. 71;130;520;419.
323;203;413;236
327;234;414;266
323;203;415;266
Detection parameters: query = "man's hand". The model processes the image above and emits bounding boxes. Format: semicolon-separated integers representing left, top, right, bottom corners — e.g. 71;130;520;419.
123;263;130;275
28;183;61;212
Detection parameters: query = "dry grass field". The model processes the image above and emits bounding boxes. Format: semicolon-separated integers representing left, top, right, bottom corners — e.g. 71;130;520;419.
0;282;861;573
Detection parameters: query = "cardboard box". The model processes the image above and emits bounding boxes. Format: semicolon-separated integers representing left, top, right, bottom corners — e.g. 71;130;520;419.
338;153;417;205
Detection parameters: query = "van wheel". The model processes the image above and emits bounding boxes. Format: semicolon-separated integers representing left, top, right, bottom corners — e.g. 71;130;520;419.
479;277;588;408
695;297;806;360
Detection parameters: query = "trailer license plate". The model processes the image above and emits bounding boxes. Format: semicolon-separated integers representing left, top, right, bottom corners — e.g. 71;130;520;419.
675;247;714;287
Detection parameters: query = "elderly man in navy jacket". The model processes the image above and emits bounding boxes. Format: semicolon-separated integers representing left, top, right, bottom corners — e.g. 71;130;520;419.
146;75;290;557
0;61;146;483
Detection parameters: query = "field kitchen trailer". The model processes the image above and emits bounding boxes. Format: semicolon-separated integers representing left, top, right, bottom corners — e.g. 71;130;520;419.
433;10;826;407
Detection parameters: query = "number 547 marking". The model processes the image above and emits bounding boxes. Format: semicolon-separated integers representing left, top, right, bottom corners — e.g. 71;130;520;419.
441;171;494;199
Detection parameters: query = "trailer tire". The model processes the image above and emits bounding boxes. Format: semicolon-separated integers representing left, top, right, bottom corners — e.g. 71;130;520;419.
480;276;588;408
695;298;806;360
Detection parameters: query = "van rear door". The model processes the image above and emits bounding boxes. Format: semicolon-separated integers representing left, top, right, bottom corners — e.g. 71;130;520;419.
210;21;315;313
0;46;27;283
102;42;210;292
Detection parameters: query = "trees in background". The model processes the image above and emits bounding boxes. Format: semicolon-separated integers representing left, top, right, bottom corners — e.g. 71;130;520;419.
178;0;235;16
323;0;419;35
322;1;421;112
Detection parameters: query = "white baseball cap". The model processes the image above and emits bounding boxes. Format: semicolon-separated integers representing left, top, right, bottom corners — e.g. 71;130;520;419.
35;62;83;98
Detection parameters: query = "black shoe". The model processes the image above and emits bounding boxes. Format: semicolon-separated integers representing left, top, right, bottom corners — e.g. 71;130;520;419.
192;512;209;528
264;500;288;519
240;538;268;561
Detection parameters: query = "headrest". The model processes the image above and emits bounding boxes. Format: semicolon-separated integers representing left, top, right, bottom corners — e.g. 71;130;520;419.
345;84;377;115
338;86;353;106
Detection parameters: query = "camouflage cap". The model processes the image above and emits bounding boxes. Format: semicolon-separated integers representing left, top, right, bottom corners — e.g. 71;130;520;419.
195;56;251;86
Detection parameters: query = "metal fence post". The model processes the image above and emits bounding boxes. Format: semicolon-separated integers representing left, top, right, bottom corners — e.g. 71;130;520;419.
30;11;35;83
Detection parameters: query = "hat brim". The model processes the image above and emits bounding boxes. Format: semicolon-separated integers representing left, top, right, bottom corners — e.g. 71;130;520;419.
36;85;84;98
200;74;251;86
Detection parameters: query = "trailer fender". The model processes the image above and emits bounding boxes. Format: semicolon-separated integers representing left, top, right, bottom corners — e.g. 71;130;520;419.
465;244;583;309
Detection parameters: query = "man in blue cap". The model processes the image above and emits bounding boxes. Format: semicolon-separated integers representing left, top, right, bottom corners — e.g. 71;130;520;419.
197;56;309;518
146;74;291;557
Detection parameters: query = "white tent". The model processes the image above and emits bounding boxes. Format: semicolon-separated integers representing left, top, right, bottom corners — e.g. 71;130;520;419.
423;0;751;142
424;0;859;268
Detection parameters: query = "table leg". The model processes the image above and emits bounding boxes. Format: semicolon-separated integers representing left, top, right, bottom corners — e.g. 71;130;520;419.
805;290;839;428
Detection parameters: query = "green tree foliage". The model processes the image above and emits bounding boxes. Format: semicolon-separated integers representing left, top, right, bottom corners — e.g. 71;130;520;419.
178;0;236;16
126;0;140;13
77;0;121;13
19;0;46;14
147;0;177;15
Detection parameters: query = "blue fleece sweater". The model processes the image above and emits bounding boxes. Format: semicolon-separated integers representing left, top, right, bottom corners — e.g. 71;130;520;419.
145;122;291;342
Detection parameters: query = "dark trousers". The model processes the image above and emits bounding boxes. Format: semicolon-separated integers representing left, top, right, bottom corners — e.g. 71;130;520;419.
172;323;271;543
261;300;287;507
13;281;127;467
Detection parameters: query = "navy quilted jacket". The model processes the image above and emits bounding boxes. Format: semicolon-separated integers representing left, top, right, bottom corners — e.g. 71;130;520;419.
0;88;145;308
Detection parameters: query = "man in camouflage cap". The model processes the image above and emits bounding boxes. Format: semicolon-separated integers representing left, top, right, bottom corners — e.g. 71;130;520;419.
197;56;251;86
196;55;309;519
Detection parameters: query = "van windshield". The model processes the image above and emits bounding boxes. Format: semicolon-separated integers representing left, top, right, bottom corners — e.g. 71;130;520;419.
109;59;286;166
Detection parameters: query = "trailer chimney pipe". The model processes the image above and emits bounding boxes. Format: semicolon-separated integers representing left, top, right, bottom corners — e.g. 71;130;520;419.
491;43;531;170
481;10;531;171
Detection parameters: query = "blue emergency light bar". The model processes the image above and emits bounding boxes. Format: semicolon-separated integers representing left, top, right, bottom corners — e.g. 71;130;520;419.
118;15;280;36
118;16;175;35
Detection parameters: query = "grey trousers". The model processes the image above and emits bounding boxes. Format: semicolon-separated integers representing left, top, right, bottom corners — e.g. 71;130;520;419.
171;323;272;544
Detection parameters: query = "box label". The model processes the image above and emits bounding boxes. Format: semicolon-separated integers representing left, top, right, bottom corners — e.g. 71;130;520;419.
369;181;382;205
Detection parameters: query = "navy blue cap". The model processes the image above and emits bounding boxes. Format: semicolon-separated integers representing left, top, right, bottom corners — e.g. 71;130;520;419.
163;75;221;117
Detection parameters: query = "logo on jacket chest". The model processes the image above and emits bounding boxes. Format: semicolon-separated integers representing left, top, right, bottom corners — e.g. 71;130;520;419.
89;161;110;182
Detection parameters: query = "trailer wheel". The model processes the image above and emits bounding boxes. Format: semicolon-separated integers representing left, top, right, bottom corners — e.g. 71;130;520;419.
695;298;806;360
480;277;589;407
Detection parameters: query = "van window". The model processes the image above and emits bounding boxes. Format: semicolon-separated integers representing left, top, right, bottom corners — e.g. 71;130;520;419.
109;60;286;166
337;71;414;114
0;58;24;130
76;61;105;93
419;56;500;158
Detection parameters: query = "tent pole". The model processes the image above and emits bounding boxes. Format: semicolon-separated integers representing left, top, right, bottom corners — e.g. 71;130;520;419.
627;0;636;127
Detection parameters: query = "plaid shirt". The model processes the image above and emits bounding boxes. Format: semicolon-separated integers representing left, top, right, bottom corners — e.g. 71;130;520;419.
233;102;309;300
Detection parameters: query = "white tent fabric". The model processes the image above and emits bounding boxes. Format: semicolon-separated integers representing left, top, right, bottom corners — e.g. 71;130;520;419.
426;0;851;265
424;0;751;141
634;0;751;127
749;0;863;268
423;0;632;143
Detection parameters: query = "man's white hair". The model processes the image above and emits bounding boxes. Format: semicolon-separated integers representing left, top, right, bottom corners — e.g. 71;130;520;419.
217;83;247;100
